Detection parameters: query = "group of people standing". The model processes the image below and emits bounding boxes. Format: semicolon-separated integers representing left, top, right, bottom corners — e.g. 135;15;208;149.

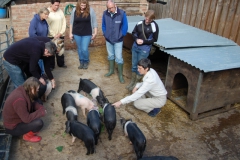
2;0;167;143
29;0;67;71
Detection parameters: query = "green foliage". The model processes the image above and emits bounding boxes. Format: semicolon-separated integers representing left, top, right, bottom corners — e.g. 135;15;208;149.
56;146;63;152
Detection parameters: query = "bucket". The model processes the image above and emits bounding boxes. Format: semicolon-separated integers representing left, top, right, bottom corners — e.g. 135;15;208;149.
0;8;7;18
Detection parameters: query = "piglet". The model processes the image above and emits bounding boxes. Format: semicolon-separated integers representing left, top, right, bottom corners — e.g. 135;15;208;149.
37;80;52;102
42;80;52;102
65;120;95;155
120;118;146;160
103;103;116;140
61;93;78;121
77;78;109;107
87;108;101;145
38;83;47;99
67;90;96;118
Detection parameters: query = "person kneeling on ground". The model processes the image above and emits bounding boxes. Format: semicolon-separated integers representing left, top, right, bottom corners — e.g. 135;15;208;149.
113;58;167;117
3;77;47;142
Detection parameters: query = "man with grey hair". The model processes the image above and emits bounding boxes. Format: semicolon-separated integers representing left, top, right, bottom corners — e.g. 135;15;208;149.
3;37;56;88
102;0;128;83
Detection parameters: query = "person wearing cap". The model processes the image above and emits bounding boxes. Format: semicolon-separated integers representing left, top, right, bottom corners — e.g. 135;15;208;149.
113;58;167;117
3;37;56;88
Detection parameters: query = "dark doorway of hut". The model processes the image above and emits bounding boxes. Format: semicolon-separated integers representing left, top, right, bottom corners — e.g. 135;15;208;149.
149;48;188;112
171;73;188;107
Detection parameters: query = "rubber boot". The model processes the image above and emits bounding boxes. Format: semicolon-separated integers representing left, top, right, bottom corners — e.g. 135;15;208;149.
83;63;89;69
118;64;125;84
23;131;42;142
128;74;143;91
78;63;84;69
126;72;137;89
105;60;115;77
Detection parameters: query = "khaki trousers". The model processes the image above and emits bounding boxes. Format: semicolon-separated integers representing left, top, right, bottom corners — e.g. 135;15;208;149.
133;92;167;113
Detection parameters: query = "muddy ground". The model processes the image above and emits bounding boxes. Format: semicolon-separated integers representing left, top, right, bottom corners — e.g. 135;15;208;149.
9;46;240;160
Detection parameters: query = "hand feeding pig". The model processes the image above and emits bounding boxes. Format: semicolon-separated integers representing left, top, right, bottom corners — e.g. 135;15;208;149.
120;118;146;160
87;108;101;145
67;90;96;118
61;93;78;121
103;103;116;140
77;78;109;107
65;120;95;155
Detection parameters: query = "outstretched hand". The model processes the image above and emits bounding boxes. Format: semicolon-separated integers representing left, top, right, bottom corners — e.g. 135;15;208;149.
112;101;122;108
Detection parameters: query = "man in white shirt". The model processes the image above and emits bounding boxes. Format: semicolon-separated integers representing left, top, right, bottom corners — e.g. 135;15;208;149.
113;58;167;117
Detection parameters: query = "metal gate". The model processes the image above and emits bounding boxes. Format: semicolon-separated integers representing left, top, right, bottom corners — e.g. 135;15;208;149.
0;27;14;160
0;27;14;85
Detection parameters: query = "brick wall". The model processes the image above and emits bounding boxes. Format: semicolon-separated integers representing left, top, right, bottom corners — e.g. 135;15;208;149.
11;1;148;49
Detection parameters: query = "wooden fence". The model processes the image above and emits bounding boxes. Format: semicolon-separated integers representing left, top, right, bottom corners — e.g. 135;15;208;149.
149;0;240;45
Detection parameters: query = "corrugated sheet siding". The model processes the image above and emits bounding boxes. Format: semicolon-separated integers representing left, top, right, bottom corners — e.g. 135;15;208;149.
166;46;240;72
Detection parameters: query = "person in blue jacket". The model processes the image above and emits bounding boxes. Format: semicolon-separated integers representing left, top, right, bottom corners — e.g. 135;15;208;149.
102;0;128;84
29;7;49;37
29;7;49;76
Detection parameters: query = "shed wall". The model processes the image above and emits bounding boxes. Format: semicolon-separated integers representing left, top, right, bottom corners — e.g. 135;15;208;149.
197;69;240;113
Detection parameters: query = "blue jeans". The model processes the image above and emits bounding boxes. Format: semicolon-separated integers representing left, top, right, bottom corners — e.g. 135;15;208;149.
38;59;45;75
131;45;149;75
3;60;26;88
73;35;91;64
106;41;123;64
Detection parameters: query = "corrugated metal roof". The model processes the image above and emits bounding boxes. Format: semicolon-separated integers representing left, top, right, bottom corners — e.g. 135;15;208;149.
127;16;237;49
127;16;240;72
166;46;240;72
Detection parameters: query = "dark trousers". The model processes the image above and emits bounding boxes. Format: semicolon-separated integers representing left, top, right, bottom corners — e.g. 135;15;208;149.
5;119;44;136
49;54;65;68
49;37;65;68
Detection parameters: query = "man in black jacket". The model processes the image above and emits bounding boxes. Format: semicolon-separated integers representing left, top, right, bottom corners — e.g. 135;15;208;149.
3;37;56;88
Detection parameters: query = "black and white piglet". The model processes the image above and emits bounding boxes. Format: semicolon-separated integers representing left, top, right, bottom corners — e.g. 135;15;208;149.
120;118;146;160
61;93;78;121
103;103;116;140
87;108;101;145
77;78;109;107
65;120;95;155
38;80;52;102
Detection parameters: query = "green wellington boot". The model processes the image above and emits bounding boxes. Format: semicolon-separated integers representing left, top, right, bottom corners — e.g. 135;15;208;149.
126;72;137;89
128;74;143;91
118;64;125;84
105;60;115;77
